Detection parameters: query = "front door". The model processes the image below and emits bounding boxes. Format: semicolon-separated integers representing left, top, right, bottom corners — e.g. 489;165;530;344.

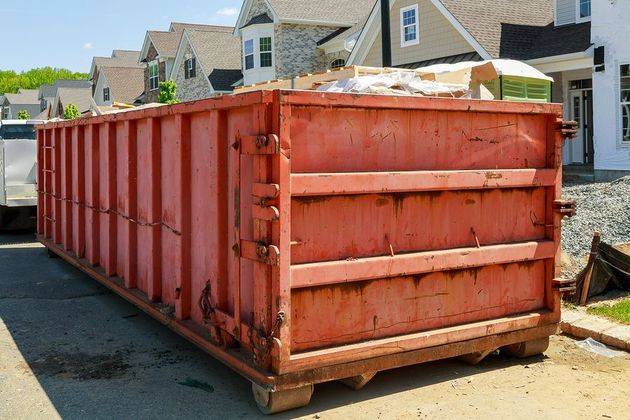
567;89;594;164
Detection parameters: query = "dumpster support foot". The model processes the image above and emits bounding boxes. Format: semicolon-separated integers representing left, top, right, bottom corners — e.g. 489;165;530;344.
252;383;314;414
340;371;377;390
502;337;550;358
457;349;495;365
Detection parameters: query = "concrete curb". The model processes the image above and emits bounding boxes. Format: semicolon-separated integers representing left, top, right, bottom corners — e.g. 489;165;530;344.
561;309;630;351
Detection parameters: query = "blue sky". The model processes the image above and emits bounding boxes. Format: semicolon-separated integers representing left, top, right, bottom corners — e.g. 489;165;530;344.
0;0;244;73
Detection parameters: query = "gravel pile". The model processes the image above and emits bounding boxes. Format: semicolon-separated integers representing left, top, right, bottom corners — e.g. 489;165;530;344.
562;177;630;265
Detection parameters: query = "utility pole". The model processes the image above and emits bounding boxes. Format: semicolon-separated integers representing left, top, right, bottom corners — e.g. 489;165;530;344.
381;0;392;67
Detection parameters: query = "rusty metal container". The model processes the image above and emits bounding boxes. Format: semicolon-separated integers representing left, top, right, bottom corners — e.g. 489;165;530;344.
37;91;572;413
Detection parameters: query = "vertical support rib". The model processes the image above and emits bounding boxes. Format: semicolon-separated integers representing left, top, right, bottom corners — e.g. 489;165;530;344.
53;128;62;244
63;127;73;251
37;129;44;235
252;104;273;364
88;124;100;266
43;129;52;238
230;119;242;330
75;126;86;258
125;120;138;288
101;122;117;276
272;99;292;371
176;114;192;319
544;114;563;312
147;118;162;301
213;110;229;314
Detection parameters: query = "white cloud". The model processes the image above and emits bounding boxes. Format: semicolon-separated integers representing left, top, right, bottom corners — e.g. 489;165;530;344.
83;42;94;50
216;7;238;16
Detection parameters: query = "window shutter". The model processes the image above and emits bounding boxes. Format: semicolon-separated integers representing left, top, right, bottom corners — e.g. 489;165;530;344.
192;58;196;78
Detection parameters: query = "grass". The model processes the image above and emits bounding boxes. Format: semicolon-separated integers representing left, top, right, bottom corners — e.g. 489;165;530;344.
588;299;630;325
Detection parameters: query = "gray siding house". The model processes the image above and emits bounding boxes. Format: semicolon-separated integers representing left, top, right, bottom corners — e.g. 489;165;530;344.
172;28;242;102
234;0;376;86
0;89;40;120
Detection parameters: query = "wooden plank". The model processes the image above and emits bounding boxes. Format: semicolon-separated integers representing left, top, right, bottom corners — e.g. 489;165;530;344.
291;169;556;196
290;240;556;289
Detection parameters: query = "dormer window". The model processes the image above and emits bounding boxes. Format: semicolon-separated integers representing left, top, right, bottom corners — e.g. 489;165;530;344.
578;0;591;21
400;5;419;47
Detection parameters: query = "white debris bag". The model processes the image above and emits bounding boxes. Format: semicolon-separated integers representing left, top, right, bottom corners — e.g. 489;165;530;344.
574;337;626;358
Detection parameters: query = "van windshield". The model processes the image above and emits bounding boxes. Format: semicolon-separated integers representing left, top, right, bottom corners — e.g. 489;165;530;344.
0;125;37;140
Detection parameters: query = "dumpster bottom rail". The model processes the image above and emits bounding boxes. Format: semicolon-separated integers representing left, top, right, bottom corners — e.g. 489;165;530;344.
39;235;559;393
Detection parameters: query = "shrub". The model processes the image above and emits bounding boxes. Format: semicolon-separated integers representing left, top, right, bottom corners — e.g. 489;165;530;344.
158;80;180;105
17;109;30;120
63;104;80;120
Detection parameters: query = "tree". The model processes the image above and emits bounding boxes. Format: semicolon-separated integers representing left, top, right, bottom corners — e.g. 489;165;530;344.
17;109;30;120
158;80;180;105
0;67;88;96
63;104;80;120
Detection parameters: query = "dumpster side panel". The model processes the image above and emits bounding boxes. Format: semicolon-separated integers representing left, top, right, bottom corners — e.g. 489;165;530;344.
288;108;548;173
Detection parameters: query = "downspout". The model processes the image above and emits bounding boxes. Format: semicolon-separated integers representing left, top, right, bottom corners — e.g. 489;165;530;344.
381;0;392;67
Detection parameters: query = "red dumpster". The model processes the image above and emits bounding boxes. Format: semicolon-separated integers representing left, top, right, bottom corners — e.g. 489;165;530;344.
37;90;572;413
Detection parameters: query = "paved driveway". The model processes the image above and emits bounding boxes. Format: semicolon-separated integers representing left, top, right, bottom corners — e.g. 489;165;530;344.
1;233;630;419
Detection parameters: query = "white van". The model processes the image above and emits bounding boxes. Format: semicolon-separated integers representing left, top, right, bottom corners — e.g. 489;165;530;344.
0;119;45;229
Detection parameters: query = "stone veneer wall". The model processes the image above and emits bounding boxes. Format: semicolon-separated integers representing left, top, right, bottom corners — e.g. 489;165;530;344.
144;44;165;104
274;24;340;79
172;42;213;103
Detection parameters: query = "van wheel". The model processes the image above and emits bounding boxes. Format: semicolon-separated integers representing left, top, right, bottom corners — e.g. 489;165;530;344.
503;337;550;358
252;383;313;414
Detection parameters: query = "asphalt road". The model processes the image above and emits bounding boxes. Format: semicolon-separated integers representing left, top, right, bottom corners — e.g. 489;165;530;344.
1;232;630;419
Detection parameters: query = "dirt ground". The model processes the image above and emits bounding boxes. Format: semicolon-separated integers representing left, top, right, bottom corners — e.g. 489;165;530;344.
1;233;630;419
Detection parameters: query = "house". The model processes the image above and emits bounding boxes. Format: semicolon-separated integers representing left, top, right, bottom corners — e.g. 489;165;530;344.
51;87;93;118
348;0;629;181
38;80;93;120
93;67;145;106
138;22;229;103
0;89;40;120
233;0;377;86
171;28;242;101
88;50;142;94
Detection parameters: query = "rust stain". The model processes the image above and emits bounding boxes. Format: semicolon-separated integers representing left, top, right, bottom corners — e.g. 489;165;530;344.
485;172;503;180
375;197;389;207
465;198;476;205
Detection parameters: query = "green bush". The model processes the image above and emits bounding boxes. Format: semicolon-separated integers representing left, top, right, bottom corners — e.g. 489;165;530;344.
17;109;30;120
158;80;180;105
63;104;80;120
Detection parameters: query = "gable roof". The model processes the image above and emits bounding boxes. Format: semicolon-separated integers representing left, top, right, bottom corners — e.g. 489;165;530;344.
243;13;274;28
437;0;554;58
55;87;93;115
39;80;92;100
170;22;233;32
100;67;145;104
269;0;376;25
3;89;39;105
90;50;142;79
142;23;235;62
236;0;376;31
146;31;183;58
174;28;242;93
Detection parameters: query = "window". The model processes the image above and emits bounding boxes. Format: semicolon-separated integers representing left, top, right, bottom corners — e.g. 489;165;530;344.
149;61;159;90
621;64;630;143
400;5;419;47
244;39;254;70
260;37;272;68
103;87;110;102
330;59;346;69
185;58;196;79
578;0;591;20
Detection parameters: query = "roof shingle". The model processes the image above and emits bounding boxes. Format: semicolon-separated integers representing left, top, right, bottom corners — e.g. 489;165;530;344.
267;0;376;26
101;67;145;104
185;29;242;92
